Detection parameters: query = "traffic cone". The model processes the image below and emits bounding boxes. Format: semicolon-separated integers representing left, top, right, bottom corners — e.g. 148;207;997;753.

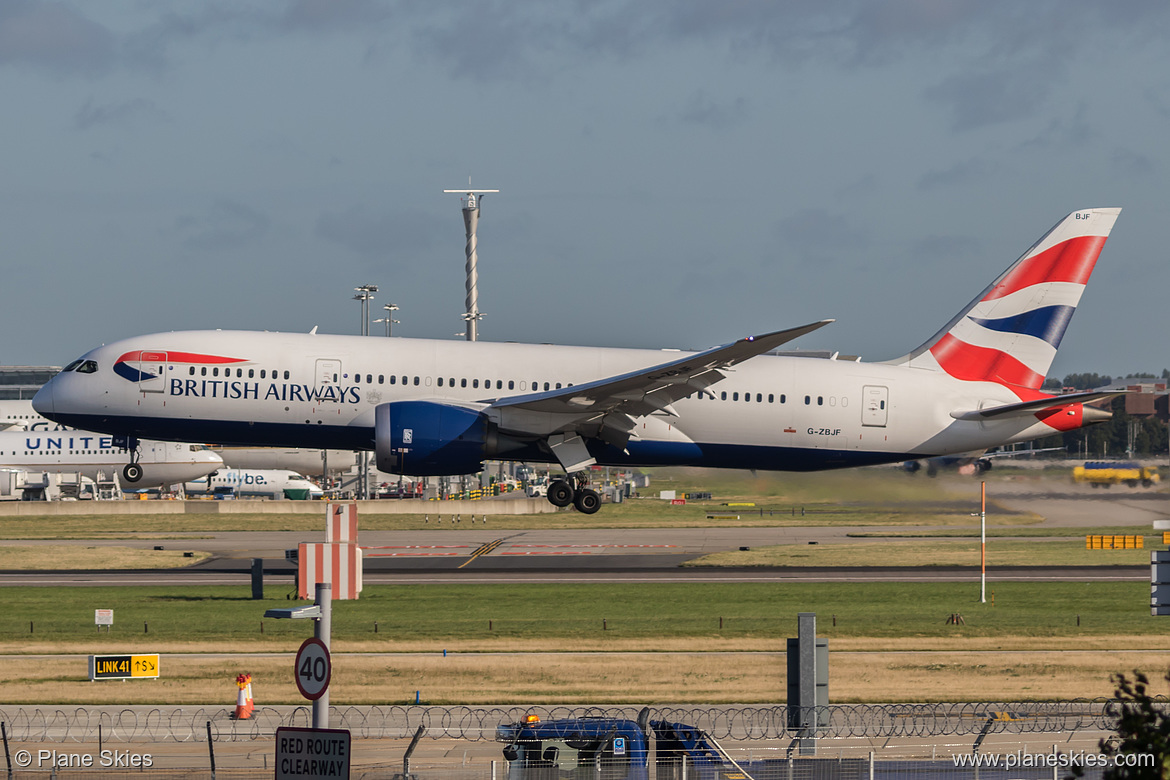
244;675;254;717
232;673;252;720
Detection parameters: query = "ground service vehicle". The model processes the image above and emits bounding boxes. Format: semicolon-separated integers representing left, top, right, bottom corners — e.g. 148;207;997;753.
1072;461;1160;488
497;714;759;780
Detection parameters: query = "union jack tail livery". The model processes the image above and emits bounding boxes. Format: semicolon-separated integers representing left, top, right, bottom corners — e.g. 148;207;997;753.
891;208;1121;390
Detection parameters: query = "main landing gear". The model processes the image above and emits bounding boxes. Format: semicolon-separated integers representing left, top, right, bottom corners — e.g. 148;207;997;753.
546;472;601;515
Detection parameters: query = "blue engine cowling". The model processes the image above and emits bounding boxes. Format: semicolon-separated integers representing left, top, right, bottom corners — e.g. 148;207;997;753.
375;401;498;476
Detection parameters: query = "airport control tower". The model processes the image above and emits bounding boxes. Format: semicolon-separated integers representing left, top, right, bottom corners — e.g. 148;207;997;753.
443;183;498;342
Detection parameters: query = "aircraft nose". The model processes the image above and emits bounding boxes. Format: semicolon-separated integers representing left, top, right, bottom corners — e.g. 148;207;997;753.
32;381;53;417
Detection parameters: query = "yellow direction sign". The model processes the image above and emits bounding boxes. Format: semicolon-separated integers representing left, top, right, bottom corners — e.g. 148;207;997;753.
88;654;159;681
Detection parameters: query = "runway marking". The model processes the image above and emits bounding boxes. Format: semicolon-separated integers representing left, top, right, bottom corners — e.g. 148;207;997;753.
362;552;462;558
458;538;506;569
509;544;677;549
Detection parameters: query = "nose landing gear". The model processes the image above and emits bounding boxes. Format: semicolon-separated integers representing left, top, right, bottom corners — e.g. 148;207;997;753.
114;435;143;484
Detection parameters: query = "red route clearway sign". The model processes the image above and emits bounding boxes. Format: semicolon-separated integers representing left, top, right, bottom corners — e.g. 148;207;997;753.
275;727;349;780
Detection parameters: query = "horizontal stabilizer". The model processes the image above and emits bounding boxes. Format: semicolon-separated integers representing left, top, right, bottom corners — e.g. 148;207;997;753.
950;390;1124;421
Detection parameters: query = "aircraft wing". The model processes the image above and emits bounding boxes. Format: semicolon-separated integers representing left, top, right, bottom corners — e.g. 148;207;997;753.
950;390;1124;421
486;320;833;470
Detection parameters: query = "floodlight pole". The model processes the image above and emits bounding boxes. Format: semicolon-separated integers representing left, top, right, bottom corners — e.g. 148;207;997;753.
443;183;499;342
980;481;986;604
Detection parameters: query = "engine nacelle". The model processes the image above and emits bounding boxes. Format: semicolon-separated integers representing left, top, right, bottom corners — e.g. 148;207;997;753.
374;401;497;476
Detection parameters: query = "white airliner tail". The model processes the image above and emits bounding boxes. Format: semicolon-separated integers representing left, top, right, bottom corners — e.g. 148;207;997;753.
888;208;1120;391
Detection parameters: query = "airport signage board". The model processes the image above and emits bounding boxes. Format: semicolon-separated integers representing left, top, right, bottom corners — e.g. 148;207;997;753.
275;727;350;780
88;654;159;681
1152;551;1170;616
94;609;113;626
294;637;331;701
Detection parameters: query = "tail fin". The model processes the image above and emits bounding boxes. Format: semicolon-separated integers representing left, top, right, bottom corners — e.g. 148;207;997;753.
888;208;1120;390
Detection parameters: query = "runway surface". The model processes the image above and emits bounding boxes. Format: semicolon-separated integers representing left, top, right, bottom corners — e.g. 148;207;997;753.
0;474;1163;586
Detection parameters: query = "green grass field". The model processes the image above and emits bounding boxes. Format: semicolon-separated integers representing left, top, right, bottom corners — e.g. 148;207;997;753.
0;581;1158;651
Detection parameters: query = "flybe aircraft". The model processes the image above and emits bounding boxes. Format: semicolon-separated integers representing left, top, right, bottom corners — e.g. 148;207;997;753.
0;430;223;489
33;208;1121;514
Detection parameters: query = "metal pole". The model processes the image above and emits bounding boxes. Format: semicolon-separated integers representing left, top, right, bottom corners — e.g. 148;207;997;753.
206;721;216;780
980;481;987;604
313;582;332;729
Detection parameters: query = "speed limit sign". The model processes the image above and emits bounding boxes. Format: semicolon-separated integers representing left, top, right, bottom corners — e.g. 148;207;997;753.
293;637;331;701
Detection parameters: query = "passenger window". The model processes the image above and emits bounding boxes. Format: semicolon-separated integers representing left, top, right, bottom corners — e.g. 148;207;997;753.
733;392;739;401
449;378;455;387
818;396;823;406
756;393;762;402
721;391;727;401
804;395;810;405
543;382;550;391
496;380;503;390
473;379;479;389
555;383;561;389
390;376;396;385
248;369;254;378
261;370;266;379
437;377;444;387
413;376;419;386
201;367;207;376
189;367;195;376
212;368;219;377
781;394;786;403
768;394;774;403
284;371;290;380
379;375;384;384
461;379;467;388
508;380;514;390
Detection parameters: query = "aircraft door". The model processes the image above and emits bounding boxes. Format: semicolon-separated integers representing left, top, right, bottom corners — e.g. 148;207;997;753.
315;359;342;387
137;352;167;393
861;385;888;427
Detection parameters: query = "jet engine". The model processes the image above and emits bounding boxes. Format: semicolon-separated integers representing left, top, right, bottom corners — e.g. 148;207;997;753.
374;401;520;476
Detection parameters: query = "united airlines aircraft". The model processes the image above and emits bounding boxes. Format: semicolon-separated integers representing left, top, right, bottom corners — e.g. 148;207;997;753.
0;430;223;489
33;208;1121;513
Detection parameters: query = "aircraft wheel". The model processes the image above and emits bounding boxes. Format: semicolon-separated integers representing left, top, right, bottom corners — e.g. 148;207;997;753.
123;463;144;483
574;488;601;515
547;480;575;508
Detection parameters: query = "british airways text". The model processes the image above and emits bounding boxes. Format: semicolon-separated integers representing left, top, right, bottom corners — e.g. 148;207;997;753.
168;380;362;404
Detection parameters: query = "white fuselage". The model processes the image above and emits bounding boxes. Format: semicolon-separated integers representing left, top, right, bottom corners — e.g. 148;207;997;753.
184;468;322;498
32;330;1071;474
0;429;223;489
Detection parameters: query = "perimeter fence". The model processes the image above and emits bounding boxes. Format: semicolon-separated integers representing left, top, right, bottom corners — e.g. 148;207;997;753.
0;700;1131;743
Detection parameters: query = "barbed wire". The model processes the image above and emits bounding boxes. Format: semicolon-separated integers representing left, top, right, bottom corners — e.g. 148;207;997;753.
0;701;1134;744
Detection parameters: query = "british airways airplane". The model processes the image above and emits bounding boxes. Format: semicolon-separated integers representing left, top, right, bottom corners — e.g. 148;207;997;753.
33;208;1121;514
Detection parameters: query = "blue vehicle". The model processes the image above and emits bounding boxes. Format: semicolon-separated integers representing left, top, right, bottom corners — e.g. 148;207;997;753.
496;714;755;780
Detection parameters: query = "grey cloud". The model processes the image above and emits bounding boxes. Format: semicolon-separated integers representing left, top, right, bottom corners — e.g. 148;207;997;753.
0;0;116;74
906;234;982;266
173;200;270;252
917;157;999;191
1110;148;1156;176
922;65;1056;131
316;206;447;260
74;97;165;130
674;91;749;130
1017;104;1094;151
775;209;868;266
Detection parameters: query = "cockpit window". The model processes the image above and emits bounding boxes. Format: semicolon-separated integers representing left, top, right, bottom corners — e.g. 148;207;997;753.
75;360;99;374
62;360;84;373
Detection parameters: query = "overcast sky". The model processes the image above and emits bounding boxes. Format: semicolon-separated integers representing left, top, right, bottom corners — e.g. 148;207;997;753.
3;1;1168;379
